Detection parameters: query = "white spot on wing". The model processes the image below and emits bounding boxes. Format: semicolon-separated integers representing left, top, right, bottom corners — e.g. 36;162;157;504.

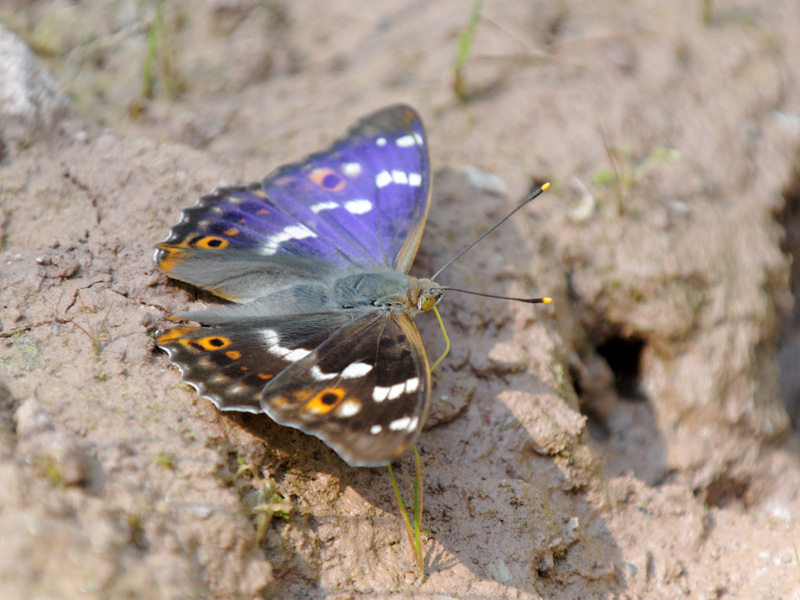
262;328;310;362
311;201;338;213
388;382;405;400
370;377;420;402
261;329;279;346
270;346;290;358
311;366;337;381
413;132;423;145
376;171;392;188
273;224;316;243
376;137;387;146
389;417;412;431
407;416;419;432
344;199;373;215
370;424;382;434
284;348;311;362
396;135;416;148
342;162;362;177
337;399;361;417
408;173;422;187
373;386;391;402
392;170;409;185
260;224;318;256
341;362;373;378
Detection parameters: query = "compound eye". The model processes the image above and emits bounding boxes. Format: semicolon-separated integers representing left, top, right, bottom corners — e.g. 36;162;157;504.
418;292;436;312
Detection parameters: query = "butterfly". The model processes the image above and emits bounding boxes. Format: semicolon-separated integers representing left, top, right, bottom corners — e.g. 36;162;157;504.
155;105;446;467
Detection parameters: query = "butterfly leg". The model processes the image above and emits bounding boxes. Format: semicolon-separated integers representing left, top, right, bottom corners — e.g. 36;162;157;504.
429;305;450;373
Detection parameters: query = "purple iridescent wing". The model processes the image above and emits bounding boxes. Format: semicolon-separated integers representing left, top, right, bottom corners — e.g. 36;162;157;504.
261;105;431;273
154;105;431;301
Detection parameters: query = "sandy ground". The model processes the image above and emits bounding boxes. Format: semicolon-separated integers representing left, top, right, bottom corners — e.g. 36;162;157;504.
2;1;800;598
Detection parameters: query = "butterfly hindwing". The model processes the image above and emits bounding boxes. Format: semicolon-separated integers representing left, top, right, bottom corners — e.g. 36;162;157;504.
154;105;431;302
260;313;430;467
156;311;431;467
155;314;349;412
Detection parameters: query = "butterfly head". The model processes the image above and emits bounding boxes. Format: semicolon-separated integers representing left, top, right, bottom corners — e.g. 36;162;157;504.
410;278;446;313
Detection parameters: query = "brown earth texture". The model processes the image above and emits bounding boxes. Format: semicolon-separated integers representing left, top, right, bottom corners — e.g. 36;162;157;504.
2;1;800;599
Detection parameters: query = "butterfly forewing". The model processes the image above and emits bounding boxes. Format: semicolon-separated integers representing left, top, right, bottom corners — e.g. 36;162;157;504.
154;183;359;300
154;105;431;303
260;313;430;467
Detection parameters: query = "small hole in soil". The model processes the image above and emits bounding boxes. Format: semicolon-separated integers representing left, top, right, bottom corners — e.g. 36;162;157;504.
596;335;646;400
701;474;750;509
778;156;800;429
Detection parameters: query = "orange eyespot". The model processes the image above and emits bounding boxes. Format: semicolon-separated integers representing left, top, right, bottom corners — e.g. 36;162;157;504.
225;350;242;360
224;228;240;236
304;388;346;415
193;236;229;250
257;373;273;380
308;168;346;191
182;336;232;352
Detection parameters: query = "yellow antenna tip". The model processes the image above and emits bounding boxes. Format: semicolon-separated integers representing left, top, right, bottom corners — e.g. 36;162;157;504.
541;182;551;191
543;297;552;303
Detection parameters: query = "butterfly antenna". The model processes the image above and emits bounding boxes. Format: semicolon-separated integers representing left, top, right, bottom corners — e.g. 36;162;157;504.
440;287;551;304
431;182;550;281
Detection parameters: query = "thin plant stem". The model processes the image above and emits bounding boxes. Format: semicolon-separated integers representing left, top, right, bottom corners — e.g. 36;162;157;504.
413;445;423;555
453;0;484;100
387;451;425;580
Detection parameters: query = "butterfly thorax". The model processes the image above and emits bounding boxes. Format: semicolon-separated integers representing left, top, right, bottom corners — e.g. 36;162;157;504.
331;272;444;316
